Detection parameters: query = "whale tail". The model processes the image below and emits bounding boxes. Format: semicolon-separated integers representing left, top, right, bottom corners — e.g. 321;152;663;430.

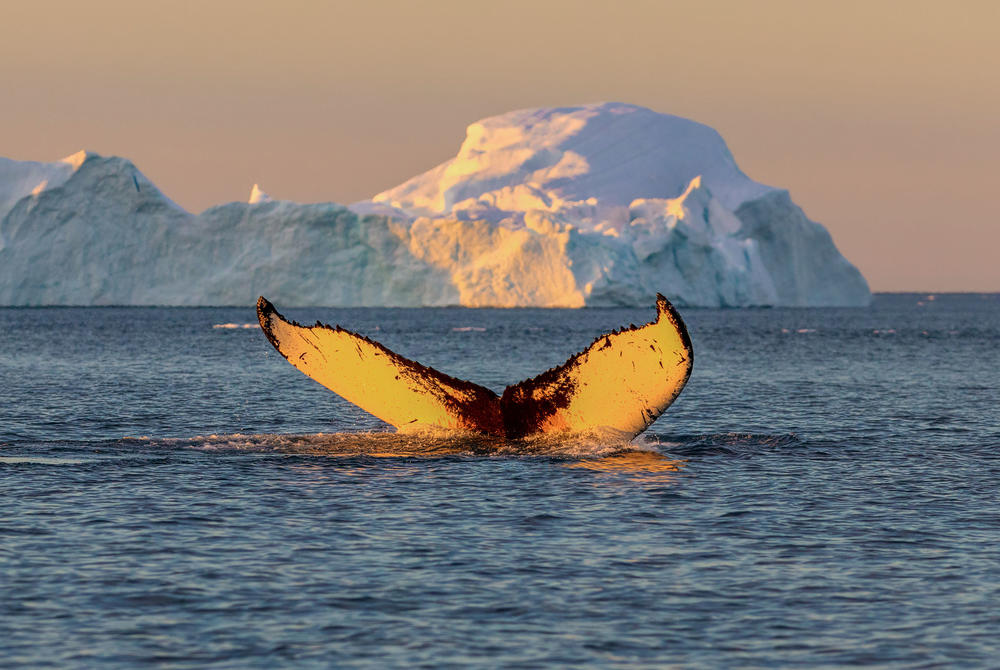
257;294;692;440
256;297;504;435
500;294;693;439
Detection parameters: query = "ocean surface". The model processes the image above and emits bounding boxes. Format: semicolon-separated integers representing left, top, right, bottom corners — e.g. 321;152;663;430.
2;293;998;668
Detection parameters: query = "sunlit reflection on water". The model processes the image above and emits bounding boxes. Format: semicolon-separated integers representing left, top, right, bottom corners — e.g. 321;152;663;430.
119;431;690;485
565;450;686;483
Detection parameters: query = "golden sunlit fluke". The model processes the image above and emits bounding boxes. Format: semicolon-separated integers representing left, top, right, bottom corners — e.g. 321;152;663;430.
257;294;693;441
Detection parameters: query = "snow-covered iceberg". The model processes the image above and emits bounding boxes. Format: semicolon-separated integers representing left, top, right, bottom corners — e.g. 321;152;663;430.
0;103;870;306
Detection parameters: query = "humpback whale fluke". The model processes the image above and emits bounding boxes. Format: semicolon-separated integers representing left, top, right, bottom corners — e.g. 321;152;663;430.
256;295;693;440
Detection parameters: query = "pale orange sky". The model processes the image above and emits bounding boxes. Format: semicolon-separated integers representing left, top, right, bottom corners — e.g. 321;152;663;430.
2;0;998;291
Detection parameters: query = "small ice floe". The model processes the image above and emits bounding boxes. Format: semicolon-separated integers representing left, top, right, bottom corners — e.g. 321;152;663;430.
0;456;89;465
212;323;260;329
451;326;487;332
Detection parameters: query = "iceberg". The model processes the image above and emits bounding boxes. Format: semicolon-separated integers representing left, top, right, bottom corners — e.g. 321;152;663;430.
0;103;870;306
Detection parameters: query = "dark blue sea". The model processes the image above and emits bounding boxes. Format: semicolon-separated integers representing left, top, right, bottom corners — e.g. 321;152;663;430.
2;294;998;668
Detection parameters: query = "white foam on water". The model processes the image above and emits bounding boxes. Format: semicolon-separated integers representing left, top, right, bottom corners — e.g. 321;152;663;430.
123;430;643;459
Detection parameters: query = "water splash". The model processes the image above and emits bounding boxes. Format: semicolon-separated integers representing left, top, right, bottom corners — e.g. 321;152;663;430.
119;429;643;459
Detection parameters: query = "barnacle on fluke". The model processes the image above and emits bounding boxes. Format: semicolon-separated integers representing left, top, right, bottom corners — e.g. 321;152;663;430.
257;294;693;440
